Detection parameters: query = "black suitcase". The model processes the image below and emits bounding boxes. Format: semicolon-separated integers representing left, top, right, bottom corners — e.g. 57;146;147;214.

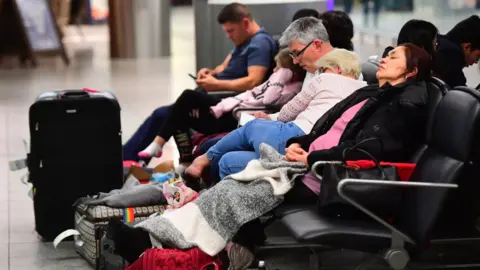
28;89;124;241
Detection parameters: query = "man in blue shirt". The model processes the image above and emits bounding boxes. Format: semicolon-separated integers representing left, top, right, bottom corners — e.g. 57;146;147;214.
123;3;278;161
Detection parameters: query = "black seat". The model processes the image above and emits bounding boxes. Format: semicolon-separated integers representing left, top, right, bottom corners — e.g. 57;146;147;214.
410;77;450;162
281;88;480;269
361;59;380;85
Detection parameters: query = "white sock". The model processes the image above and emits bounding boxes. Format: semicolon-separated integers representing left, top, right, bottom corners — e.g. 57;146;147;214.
139;141;162;157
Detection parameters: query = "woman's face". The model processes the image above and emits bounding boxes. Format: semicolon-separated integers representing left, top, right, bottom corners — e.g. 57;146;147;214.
376;46;410;83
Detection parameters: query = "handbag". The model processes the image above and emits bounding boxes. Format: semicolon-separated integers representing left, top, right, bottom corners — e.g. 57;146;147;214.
317;138;403;219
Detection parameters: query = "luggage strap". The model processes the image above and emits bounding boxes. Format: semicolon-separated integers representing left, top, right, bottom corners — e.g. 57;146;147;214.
8;139;32;197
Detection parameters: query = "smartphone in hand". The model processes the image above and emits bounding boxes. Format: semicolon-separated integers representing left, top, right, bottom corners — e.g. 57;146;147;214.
188;73;197;80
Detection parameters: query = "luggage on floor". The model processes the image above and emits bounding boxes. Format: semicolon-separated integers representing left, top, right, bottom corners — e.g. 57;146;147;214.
125;247;224;270
96;225;125;270
28;89;124;241
75;203;166;268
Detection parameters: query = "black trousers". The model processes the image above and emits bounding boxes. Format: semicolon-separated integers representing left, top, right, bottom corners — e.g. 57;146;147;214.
157;89;238;141
231;180;318;249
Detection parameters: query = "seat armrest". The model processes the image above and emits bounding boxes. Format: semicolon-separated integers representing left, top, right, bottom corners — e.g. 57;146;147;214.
208;91;238;99
311;161;343;180
338;178;458;247
232;106;270;120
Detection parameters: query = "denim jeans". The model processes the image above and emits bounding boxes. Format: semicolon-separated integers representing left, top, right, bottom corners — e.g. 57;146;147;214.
206;119;305;179
123;105;170;161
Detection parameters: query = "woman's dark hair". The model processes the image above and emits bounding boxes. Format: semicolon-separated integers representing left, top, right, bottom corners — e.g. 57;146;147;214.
318;11;354;51
292;9;320;22
400;43;433;82
397;20;438;57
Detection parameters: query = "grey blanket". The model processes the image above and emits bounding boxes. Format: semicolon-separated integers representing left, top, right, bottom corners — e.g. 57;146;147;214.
136;144;307;256
73;176;166;208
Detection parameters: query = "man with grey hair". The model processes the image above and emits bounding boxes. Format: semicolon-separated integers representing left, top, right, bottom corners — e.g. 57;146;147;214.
279;16;334;73
253;17;335;121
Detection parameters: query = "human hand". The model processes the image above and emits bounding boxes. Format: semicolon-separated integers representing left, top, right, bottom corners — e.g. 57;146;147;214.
285;143;301;155
253;111;271;120
285;144;309;166
196;75;221;91
197;68;212;79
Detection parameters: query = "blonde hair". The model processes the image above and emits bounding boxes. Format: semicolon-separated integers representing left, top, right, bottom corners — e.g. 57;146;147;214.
275;48;295;69
315;49;362;79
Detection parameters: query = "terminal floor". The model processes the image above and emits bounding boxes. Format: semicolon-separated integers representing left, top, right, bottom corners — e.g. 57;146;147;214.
0;6;479;270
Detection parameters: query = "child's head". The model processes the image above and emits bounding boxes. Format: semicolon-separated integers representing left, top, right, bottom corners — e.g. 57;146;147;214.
274;48;295;71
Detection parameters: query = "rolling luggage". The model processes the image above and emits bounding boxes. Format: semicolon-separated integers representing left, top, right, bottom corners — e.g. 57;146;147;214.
75;204;166;268
28;89;124;241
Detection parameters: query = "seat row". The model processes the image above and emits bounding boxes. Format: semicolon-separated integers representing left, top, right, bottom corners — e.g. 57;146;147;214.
271;83;480;269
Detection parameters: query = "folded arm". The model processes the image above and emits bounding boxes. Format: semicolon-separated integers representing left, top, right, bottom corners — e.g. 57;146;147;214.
305;100;427;168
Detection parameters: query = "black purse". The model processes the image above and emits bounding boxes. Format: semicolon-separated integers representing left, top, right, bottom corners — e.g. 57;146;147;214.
316;138;403;219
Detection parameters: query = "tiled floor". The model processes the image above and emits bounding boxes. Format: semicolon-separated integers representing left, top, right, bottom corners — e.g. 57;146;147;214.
0;5;479;270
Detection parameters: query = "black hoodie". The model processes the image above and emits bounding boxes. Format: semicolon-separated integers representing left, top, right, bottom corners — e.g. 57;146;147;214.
433;35;467;88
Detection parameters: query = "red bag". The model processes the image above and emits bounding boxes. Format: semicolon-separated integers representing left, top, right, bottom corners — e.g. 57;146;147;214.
125;248;223;270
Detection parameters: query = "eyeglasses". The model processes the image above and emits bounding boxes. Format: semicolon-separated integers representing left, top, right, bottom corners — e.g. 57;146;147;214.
289;41;314;60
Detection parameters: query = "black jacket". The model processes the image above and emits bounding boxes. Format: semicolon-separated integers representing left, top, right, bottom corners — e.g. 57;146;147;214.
286;80;428;168
433;35;467;88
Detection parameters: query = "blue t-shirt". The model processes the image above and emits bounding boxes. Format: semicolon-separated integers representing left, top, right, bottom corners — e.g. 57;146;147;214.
216;28;278;81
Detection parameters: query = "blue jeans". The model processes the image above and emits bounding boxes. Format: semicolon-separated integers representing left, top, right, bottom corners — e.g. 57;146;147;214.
206;119;305;179
123;105;170;161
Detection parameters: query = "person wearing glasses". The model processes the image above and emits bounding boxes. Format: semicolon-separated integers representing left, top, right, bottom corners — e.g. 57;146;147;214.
183;17;355;181
184;48;367;181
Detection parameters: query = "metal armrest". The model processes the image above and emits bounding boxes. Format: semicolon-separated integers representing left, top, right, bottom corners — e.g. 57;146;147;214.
338;178;458;248
311;161;342;180
232;106;269;120
207;91;238;99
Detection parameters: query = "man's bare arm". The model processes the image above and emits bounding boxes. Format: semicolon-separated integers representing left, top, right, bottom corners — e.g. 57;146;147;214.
215;66;268;92
211;54;232;76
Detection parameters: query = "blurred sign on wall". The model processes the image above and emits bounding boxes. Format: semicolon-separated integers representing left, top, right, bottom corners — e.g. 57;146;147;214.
15;0;62;51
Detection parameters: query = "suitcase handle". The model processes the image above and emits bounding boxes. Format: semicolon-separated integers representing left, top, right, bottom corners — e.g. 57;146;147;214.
60;91;90;99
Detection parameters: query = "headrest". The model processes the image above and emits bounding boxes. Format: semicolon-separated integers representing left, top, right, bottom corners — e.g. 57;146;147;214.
429;77;450;94
429;88;480;161
423;79;447;143
361;61;379;85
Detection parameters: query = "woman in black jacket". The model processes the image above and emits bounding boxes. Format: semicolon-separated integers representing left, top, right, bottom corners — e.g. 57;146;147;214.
286;43;432;170
107;44;433;270
226;44;433;269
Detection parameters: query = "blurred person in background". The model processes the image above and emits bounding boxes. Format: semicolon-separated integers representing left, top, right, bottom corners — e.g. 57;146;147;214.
344;0;381;28
291;8;320;21
382;19;438;59
434;15;480;88
319;10;355;51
